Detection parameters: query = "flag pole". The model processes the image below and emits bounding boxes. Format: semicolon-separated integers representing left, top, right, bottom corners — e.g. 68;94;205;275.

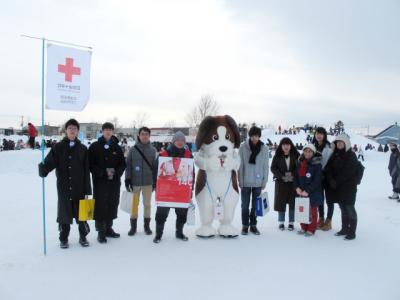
41;37;47;256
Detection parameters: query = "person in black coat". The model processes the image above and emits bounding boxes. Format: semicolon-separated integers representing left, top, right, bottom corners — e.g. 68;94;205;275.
388;143;400;200
89;122;126;243
38;119;92;249
270;137;299;231
325;134;359;240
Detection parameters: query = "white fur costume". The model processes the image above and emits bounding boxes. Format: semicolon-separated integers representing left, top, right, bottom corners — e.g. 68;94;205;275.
195;121;241;237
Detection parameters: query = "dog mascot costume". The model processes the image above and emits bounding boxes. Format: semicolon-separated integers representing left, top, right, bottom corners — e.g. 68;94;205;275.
194;115;241;238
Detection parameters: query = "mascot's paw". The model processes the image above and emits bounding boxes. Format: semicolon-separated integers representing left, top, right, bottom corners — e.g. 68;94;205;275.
218;224;239;238
196;225;217;238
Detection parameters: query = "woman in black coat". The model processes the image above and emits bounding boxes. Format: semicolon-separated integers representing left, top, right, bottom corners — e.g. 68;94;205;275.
271;137;300;231
39;119;92;249
89;122;126;243
325;134;359;240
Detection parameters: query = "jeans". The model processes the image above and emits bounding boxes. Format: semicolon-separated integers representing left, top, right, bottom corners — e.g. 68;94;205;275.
241;187;262;226
278;210;295;224
318;202;335;220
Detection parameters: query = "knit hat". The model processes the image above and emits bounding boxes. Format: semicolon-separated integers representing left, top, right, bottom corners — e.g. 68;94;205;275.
172;131;186;144
65;119;80;130
303;143;316;153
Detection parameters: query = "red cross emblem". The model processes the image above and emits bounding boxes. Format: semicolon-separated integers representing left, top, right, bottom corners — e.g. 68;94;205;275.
58;57;81;82
299;206;304;213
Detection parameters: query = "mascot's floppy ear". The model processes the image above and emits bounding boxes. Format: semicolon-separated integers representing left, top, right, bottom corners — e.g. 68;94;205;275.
196;116;217;150
224;115;240;148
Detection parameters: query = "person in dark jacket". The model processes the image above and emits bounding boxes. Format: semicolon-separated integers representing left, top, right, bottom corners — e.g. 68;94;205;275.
271;137;299;231
388;142;400;200
295;144;324;236
125;127;158;236
312;127;334;231
153;131;194;243
89;122;126;243
38;119;92;249
325;134;359;240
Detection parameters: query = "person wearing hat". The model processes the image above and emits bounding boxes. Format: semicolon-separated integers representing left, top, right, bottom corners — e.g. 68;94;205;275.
388;142;400;200
88;122;126;243
238;126;269;235
125;126;158;236
153;131;194;243
271;137;300;231
312;127;334;231
295;144;324;236
38;119;92;249
325;134;359;240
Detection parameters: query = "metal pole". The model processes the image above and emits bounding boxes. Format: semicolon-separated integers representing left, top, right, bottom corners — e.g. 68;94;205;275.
41;38;47;256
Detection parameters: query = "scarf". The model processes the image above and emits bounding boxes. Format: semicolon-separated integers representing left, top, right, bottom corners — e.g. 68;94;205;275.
249;140;263;164
299;159;308;177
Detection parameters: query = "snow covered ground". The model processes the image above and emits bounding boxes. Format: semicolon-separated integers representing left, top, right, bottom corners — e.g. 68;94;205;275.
1;133;399;300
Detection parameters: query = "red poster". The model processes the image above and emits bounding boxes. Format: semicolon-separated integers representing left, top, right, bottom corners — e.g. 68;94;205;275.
155;157;194;208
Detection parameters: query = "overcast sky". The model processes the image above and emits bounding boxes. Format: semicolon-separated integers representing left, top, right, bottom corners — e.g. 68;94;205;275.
0;0;399;129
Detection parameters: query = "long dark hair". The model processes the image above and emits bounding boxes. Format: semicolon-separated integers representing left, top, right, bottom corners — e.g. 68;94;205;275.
312;127;330;149
275;137;300;159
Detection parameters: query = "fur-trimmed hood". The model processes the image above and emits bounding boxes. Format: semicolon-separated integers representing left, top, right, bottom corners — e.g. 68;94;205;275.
333;134;352;151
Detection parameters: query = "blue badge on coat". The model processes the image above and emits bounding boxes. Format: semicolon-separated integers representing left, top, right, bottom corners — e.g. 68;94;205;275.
135;166;141;172
306;172;311;178
104;144;110;149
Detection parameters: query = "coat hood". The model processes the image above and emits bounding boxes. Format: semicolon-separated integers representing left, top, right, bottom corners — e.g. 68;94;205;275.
333;134;351;151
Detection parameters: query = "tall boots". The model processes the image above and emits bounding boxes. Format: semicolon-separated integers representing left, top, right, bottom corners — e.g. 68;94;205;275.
335;214;357;240
128;218;152;236
144;218;153;235
335;214;348;236
128;218;137;236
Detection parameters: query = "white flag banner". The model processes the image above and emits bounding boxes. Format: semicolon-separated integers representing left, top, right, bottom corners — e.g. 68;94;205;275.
46;43;92;111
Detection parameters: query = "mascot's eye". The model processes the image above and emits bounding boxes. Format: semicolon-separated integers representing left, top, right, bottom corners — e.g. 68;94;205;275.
212;134;219;141
225;134;231;140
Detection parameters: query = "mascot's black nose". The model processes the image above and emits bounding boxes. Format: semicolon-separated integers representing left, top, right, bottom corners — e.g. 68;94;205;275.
219;146;228;152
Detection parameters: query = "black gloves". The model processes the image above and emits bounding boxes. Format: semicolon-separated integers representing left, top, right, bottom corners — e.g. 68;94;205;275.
125;179;133;192
38;163;48;178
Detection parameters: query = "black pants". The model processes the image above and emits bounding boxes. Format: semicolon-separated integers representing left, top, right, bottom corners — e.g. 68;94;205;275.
28;137;35;149
318;202;335;220
339;203;357;235
392;175;400;193
59;221;90;242
155;206;188;236
241;187;261;226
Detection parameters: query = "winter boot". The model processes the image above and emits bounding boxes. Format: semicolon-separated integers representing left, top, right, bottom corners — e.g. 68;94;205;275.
388;192;399;200
105;220;120;238
79;236;90;247
345;218;357;240
60;240;69;249
288;224;295;231
250;225;260;235
335;215;349;236
97;231;107;244
176;222;189;241
321;219;332;231
128;218;137;236
279;224;285;231
317;217;325;230
144;218;153;235
241;226;249;235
